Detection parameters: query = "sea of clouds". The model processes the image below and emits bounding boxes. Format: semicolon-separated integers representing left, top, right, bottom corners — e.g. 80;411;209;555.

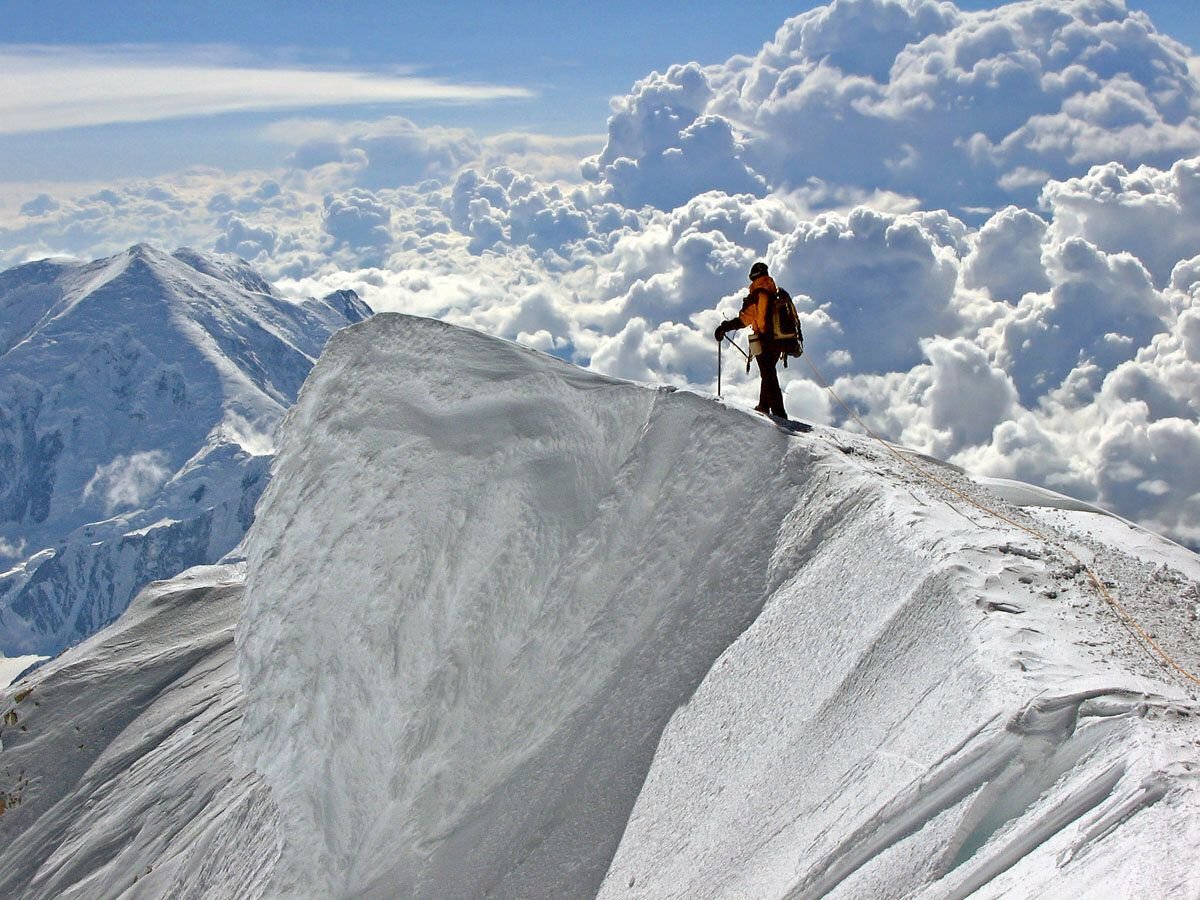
3;0;1199;548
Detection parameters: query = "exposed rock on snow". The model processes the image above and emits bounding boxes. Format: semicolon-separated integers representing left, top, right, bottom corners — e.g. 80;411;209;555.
0;245;370;658
2;313;1198;898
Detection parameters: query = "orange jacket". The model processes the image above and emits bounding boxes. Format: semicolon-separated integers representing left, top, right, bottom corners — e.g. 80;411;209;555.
736;274;777;335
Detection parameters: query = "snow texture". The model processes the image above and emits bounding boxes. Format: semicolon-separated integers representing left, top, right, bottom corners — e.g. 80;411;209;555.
0;655;44;689
2;313;1198;897
0;564;277;899
232;314;1198;897
0;244;370;656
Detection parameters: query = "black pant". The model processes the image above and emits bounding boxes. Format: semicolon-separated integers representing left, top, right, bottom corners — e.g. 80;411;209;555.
755;341;787;418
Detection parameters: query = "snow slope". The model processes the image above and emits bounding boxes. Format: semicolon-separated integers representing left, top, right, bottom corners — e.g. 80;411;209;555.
0;245;370;658
237;314;1200;897
2;312;1198;898
0;564;278;899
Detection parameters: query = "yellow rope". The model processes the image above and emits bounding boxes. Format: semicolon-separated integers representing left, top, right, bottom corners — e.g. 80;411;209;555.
803;354;1200;694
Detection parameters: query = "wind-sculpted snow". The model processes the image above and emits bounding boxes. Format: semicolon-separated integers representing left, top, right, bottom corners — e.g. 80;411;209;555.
239;313;817;895
237;313;1200;898
0;244;370;657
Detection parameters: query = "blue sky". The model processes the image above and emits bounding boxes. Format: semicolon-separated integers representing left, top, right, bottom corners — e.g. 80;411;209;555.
3;0;1196;183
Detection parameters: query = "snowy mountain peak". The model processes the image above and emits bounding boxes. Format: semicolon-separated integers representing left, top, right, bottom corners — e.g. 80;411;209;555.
321;287;372;323
0;247;371;656
0;244;285;359
171;246;279;297
125;241;163;261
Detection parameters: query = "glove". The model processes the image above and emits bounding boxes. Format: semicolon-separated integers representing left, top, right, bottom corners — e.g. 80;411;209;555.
714;318;738;341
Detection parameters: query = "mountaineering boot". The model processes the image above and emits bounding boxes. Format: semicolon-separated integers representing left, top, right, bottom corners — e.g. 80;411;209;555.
768;412;812;433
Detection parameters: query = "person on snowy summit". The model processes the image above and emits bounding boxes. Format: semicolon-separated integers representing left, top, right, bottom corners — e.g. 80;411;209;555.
714;261;790;419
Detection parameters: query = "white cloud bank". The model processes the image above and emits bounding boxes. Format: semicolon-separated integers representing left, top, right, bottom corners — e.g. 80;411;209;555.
0;45;531;134
4;0;1200;549
585;0;1200;214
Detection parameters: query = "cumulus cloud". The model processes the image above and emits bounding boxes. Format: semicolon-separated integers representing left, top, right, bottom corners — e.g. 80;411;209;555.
829;334;1019;461
1041;157;1200;287
274;116;483;190
592;191;799;331
588;317;718;388
1028;287;1200;543
773;207;966;373
83;451;172;514
214;215;279;261
583;63;767;209
988;236;1168;404
961;206;1051;303
587;0;1200;214
1094;414;1200;547
0;45;531;134
955;411;1090;499
449;167;639;259
323;191;393;260
924;336;1020;449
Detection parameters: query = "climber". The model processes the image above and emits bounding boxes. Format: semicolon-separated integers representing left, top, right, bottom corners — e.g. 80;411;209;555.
713;261;801;420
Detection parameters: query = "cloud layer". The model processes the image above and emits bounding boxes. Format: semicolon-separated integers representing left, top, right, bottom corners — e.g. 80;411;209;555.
586;0;1200;214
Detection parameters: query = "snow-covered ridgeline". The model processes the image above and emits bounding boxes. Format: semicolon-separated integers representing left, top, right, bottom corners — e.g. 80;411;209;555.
0;245;370;659
238;314;821;896
235;314;1200;897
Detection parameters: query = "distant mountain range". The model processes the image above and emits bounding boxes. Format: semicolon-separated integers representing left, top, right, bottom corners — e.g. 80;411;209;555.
0;244;370;657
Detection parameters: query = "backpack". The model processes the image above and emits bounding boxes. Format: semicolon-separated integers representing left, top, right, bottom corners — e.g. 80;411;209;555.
769;288;804;364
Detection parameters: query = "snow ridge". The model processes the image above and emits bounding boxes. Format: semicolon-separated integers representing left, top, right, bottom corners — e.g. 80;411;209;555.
0;565;277;899
236;313;1200;898
238;313;818;896
2;312;1197;898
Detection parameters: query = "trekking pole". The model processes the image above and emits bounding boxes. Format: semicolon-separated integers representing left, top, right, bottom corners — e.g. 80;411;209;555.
718;338;722;399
